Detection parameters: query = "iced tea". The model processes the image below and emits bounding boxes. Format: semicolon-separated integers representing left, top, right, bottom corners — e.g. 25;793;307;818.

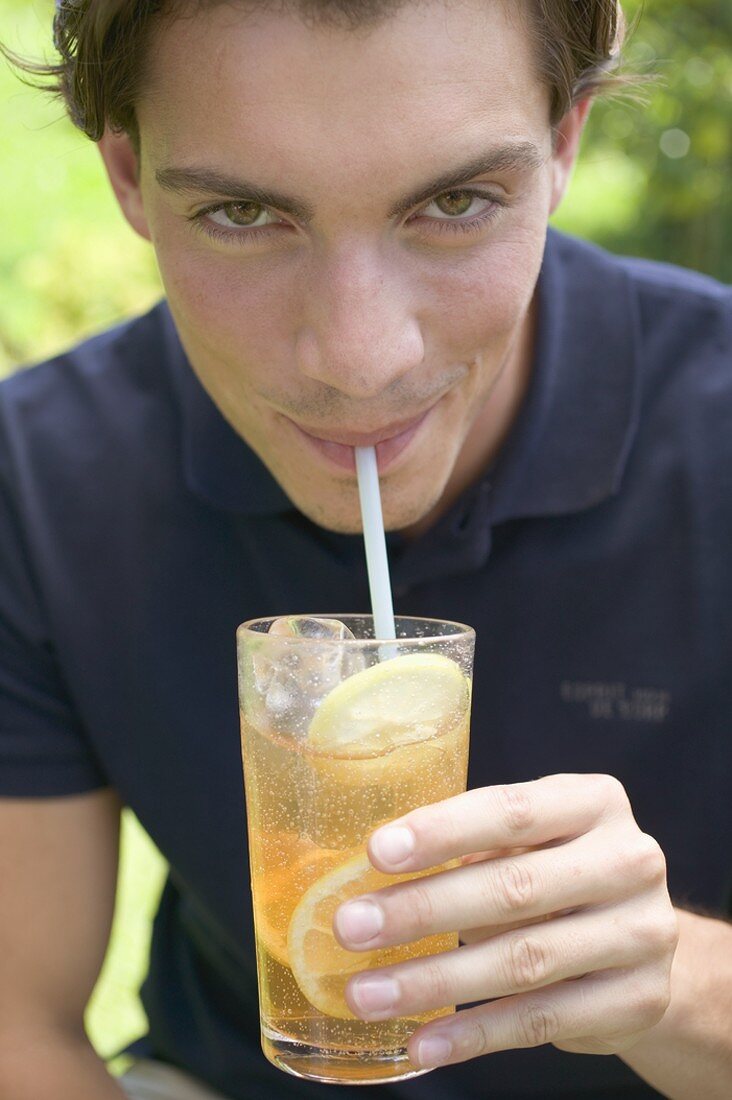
238;616;474;1084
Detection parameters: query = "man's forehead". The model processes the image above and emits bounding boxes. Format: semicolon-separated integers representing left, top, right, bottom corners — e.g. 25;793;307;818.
143;0;541;105
140;0;549;168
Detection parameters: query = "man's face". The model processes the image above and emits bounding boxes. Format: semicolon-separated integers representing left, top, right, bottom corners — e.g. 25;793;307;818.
121;0;576;532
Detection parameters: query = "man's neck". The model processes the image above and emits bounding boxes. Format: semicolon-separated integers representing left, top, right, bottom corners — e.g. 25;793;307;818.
400;294;537;541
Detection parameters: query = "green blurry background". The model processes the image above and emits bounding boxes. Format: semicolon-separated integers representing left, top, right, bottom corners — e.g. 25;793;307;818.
1;0;730;1072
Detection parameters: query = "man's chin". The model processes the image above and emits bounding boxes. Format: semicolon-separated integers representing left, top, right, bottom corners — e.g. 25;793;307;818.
286;481;445;536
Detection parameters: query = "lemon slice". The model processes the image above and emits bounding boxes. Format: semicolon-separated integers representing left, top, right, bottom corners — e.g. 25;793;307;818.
307;652;468;758
288;852;450;1019
287;853;377;1018
287;853;459;1019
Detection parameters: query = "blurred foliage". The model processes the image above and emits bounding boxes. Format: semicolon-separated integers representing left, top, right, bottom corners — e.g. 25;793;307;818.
552;0;732;280
0;0;163;374
84;812;167;1071
0;0;730;381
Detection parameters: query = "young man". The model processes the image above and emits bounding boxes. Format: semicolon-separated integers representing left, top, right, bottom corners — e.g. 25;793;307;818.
0;2;730;1098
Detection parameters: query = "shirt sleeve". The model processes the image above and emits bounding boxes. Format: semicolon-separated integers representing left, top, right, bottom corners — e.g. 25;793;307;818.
0;409;108;797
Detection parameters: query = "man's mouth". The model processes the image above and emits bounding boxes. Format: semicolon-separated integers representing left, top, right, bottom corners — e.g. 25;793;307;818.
284;403;438;473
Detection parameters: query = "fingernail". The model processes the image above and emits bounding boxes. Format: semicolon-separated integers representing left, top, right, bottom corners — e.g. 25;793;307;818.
335;900;384;944
415;1034;453;1067
350;975;400;1015
371;825;415;867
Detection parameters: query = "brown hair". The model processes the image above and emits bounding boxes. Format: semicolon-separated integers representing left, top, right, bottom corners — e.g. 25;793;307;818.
5;1;630;147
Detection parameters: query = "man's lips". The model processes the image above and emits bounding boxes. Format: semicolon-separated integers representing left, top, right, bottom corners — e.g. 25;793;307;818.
285;404;437;472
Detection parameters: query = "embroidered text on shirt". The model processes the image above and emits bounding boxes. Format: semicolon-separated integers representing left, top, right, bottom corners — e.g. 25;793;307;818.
560;681;671;723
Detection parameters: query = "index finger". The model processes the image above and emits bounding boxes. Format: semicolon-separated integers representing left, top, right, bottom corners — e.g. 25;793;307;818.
367;773;630;873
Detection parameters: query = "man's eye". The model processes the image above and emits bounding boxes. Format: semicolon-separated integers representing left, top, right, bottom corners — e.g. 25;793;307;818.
207;202;275;228
422;190;493;219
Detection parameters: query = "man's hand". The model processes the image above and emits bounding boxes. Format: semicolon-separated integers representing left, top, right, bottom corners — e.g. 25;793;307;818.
333;774;678;1070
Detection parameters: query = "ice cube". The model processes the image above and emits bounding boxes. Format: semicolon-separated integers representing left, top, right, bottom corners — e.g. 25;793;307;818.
268;617;355;642
250;617;364;735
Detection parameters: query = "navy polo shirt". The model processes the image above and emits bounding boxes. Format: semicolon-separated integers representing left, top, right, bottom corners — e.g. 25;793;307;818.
0;230;730;1099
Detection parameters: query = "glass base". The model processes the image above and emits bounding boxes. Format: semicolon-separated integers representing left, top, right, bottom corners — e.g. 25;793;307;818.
262;1026;433;1085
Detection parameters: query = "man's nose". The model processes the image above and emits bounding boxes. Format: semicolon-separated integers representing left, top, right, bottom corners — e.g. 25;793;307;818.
295;246;425;398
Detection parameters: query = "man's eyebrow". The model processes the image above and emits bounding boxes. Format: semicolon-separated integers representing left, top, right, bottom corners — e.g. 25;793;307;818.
388;141;547;217
155;141;546;223
155;167;315;222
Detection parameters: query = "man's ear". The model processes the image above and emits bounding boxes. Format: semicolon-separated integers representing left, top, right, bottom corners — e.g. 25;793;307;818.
549;98;593;216
97;128;152;241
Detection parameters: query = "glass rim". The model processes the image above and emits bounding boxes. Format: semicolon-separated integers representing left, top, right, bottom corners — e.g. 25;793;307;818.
236;613;475;645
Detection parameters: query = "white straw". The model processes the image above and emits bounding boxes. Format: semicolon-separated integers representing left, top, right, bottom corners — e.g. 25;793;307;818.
355;446;397;642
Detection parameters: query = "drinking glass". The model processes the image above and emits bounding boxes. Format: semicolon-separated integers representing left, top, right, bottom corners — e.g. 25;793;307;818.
238;614;475;1084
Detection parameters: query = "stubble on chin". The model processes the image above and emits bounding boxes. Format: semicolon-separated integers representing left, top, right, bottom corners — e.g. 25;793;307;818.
284;461;450;535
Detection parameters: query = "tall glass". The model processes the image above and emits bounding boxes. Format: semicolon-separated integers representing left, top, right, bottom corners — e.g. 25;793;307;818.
238;615;474;1085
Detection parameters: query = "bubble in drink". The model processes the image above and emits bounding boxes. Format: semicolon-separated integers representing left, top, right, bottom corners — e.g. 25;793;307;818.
248;616;365;735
